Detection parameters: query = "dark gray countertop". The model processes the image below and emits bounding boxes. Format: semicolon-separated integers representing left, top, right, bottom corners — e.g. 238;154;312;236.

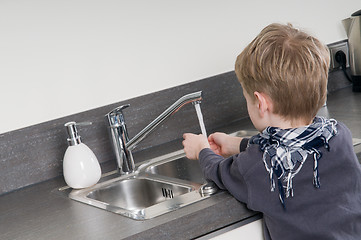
1;86;360;240
0;172;258;240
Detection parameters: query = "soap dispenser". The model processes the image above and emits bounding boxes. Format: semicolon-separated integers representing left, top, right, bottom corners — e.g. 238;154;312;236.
63;121;101;189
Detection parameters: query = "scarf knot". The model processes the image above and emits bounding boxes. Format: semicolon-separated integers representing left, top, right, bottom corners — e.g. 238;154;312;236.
249;116;338;208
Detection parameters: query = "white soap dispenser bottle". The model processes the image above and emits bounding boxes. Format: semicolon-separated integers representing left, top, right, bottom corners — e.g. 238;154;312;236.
63;121;101;189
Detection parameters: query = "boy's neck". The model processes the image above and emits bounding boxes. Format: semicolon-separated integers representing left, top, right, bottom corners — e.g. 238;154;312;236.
268;114;313;130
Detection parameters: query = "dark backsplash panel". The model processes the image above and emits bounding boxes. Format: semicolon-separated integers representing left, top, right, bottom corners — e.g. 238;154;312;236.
0;69;349;195
0;71;248;195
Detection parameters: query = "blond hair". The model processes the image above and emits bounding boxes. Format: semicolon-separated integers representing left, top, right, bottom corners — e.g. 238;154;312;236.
235;23;330;123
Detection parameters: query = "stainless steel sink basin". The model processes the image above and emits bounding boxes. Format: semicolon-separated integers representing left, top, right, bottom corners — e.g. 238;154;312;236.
86;178;192;211
68;175;198;220
65;150;214;220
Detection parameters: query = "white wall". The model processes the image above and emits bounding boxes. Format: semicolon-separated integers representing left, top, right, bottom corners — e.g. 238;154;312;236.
0;0;359;134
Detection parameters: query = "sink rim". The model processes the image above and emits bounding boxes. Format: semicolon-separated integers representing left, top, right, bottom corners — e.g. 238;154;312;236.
67;149;209;220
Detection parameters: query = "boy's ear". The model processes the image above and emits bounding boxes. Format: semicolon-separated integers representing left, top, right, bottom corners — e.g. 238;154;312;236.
254;91;272;116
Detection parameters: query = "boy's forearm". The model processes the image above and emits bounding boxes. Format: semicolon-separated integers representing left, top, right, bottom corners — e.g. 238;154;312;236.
221;136;243;157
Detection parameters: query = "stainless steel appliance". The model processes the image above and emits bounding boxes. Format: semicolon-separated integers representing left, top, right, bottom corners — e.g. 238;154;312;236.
342;9;361;91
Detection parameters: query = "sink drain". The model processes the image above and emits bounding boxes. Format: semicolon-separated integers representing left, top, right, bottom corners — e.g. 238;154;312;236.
162;188;174;198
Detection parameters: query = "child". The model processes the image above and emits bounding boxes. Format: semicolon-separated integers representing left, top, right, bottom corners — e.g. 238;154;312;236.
182;23;361;240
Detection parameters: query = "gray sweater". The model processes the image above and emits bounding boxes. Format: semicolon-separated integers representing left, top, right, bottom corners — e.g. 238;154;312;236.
199;122;361;240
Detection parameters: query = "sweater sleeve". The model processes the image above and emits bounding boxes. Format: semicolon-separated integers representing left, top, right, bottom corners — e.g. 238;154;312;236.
199;148;249;203
240;138;249;152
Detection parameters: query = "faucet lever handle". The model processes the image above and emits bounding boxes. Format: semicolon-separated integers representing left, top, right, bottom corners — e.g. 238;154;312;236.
108;104;130;115
106;104;130;127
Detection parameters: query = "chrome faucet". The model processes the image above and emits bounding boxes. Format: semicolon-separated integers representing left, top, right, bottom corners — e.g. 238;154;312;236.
105;91;202;175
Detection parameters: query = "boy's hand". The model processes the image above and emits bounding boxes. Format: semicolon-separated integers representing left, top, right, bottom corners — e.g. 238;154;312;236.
208;132;242;158
182;133;210;160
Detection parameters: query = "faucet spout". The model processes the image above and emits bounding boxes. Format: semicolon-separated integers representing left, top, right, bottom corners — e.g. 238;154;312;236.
105;91;202;175
126;91;202;151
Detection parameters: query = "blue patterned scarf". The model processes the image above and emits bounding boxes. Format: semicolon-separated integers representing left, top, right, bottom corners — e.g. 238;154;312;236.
249;116;338;208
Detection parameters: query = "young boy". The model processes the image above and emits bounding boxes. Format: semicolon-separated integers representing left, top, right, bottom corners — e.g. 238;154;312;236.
183;23;361;239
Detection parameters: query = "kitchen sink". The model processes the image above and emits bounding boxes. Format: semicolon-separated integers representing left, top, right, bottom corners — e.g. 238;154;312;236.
65;150;215;220
59;130;259;220
69;174;199;220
